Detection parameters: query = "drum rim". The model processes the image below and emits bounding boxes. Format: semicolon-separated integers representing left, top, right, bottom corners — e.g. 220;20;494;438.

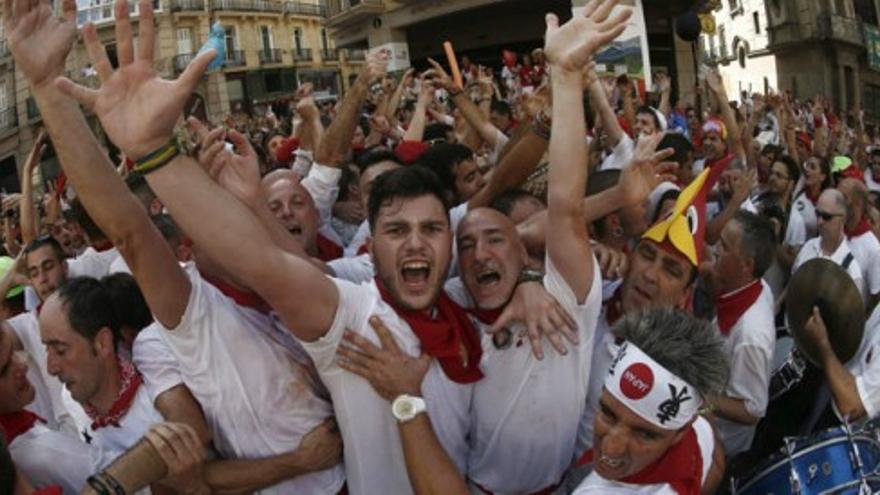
734;433;880;492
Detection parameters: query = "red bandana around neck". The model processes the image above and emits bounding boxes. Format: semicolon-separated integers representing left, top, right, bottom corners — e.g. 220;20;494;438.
716;279;763;336
84;358;143;430
847;218;872;239
315;234;344;262
0;409;44;444
92;240;115;253
577;424;703;495
469;307;502;326
357;241;371;256
202;271;272;314
375;277;483;384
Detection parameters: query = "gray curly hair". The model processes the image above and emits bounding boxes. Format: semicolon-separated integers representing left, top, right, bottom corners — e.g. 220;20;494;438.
613;307;729;397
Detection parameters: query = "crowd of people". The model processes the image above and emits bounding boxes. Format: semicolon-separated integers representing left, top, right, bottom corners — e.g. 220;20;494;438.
2;0;880;493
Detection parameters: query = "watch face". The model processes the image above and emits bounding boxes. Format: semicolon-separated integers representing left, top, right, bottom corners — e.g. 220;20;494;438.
394;400;414;419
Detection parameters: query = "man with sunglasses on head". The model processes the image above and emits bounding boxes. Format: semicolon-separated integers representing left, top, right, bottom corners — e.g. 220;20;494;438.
792;188;864;297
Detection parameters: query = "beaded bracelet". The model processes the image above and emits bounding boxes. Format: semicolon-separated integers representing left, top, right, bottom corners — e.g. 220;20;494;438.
99;471;127;495
86;474;112;495
133;140;181;175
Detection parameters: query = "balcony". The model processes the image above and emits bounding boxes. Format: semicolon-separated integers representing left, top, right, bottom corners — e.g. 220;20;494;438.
76;0;160;26
173;53;196;74
321;48;339;61
343;48;365;61
211;0;282;13
0;40;8;58
0;108;16;133
325;0;384;29
225;50;247;68
284;2;326;16
259;48;282;64
816;13;864;47
292;48;313;62
171;0;204;11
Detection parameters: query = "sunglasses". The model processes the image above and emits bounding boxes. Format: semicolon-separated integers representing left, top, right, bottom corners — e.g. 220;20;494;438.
816;210;843;221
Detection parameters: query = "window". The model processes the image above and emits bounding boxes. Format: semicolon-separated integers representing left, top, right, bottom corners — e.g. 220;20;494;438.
865;84;880;120
0;79;7;111
321;28;329;50
260;25;273;51
294;28;304;51
224;26;238;55
738;47;747;68
753;12;760;33
176;28;193;55
719;25;728;59
854;0;879;25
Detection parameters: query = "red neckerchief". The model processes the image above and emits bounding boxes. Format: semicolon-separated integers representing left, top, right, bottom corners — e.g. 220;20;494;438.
315;234;343;262
804;187;820;205
604;285;624;327
34;487;63;495
0;409;44;444
716;279;763;336
357;240;371;256
577;424;703;495
92;240;114;253
84;358;142;430
374;277;483;384
394;140;430;165
201;271;272;314
469;308;502;326
847;218;872;238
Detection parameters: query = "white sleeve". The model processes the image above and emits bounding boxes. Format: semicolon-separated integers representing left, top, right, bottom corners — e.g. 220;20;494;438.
488;128;510;166
298;279;374;374
726;344;772;418
132;324;184;404
300;162;342;229
156;264;223;366
328;254;374;284
344;221;371;257
863;241;880;295
599;134;635;171
784;211;807;248
68;248;119;279
291;149;314;177
10;428;103;494
24;286;39;311
544;253;602;352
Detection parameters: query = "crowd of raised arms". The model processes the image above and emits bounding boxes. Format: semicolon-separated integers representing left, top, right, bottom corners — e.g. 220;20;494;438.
2;0;880;494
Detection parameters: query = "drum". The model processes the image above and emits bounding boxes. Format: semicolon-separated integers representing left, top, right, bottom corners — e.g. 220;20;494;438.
734;424;880;494
770;336;808;401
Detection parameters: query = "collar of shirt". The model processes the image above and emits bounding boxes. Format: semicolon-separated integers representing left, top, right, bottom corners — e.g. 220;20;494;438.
716;279;763;336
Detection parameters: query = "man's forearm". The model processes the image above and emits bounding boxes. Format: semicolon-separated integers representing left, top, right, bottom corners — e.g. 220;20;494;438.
399;415;469;495
469;129;547;209
451;93;499;145
314;75;370;166
203;451;313;495
590;80;624;147
710;395;760;425
19;165;38;245
80;439;169;495
819;341;867;420
404;96;430;142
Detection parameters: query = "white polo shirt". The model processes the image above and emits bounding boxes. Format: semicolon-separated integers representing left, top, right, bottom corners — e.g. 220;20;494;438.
156;264;345;495
847;230;880;297
446;255;601;493
8;421;105;493
6;312;78;437
792;192;818;240
792;237;864;298
713;280;776;456
572;416;716;494
300;278;474;495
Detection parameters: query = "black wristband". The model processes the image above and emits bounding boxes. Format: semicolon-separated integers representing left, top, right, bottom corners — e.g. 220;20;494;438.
99;471;126;495
133;140;181;175
87;475;113;495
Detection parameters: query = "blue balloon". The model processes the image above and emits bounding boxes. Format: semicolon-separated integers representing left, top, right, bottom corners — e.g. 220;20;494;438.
197;22;226;71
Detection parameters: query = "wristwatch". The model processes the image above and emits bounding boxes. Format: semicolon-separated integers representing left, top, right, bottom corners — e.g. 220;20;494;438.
391;394;427;423
517;268;544;285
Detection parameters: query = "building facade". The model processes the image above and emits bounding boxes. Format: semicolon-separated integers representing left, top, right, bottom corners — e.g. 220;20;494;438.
0;0;364;191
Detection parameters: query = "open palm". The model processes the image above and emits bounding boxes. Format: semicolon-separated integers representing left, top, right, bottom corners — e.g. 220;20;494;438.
55;0;214;159
543;0;631;72
3;0;77;88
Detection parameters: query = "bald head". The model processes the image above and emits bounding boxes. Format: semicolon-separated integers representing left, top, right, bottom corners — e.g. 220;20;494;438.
818;188;847;214
458;208;521;245
838;178;869;223
261;169;319;252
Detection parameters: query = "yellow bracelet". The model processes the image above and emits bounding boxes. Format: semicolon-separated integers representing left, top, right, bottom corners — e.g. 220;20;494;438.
133;141;180;175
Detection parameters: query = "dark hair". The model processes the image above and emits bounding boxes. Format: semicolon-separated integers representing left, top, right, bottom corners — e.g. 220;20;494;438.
732;210;777;278
56;276;121;347
356;148;402;174
337;163;360;202
490;189;543;217
806;155;833;190
775;154;801;184
101;273;153;335
761;144;783;160
367;165;450;230
658;132;694;168
652;189;681;223
69;198;108;243
424;123;453;143
125;171;157;210
637;105;661;129
490;100;511;117
24;235;66;263
0;435;15;495
416;143;474;199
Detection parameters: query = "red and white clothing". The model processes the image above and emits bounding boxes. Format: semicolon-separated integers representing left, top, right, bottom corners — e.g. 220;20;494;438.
793;237;864;298
2;410;106;494
6;312;78;436
155;264;345;495
572;416;716;494
847;222;880;298
713;279;776;456
300;278;475;495
446;255;602;494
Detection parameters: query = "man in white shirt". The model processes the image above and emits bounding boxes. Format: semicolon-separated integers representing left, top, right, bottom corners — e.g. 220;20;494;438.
792;189;865;296
839;178;880;311
708;210;777;456
573;308;727;494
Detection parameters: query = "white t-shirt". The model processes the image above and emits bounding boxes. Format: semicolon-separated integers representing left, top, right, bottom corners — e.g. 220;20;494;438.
866;168;880;194
572;416;715;494
599;134;635;171
344;220;371;258
299;278;474;495
6;312;78;437
449;255;602;493
844;305;880;420
784;207;808;248
327;253;374;284
9;422;105;494
713;280;776;456
488;127;511;167
75;384;164;460
156;265;344;495
848;231;880;297
68;247;120;279
132;324;184;404
791;192;818;240
793;237;865;298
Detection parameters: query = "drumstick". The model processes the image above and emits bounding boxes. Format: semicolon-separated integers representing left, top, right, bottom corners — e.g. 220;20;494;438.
443;41;463;90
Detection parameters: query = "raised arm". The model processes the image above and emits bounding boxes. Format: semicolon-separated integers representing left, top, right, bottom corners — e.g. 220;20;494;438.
403;79;433;142
588;68;625;147
314;53;388;167
55;0;338;342
19;130;47;244
385;69;414;125
706;69;746;161
544;0;630;301
428;58;503;147
6;0;189;327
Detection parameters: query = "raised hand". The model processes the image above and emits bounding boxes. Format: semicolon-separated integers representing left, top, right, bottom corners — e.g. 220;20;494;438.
425;58;456;92
706;68;724;94
543;0;631;73
362;50;390;83
55;0;215;159
187;117;261;207
489;281;578;360
293;419;343;473
3;0;77;88
618;132;676;207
